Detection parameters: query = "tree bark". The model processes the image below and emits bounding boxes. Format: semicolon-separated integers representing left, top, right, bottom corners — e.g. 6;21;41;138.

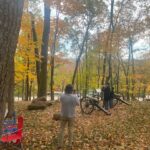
6;59;15;117
101;0;115;87
108;53;112;86
79;63;83;93
25;56;30;101
22;80;25;100
85;37;89;91
129;37;135;99
120;56;130;100
101;52;107;85
0;0;24;137
97;48;101;88
38;3;51;97
30;13;40;96
29;81;33;101
72;17;92;86
107;0;115;86
116;57;120;93
50;10;59;101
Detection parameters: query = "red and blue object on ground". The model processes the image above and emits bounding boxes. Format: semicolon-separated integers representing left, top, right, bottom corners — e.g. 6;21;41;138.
3;113;18;135
1;113;24;149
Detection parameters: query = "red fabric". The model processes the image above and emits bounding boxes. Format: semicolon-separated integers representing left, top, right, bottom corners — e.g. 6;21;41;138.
17;116;23;136
1;133;21;142
1;116;23;143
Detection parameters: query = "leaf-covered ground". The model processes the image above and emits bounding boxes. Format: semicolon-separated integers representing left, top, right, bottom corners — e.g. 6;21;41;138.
4;101;150;149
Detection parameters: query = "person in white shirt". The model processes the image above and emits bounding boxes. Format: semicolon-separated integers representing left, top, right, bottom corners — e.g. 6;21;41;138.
58;84;79;149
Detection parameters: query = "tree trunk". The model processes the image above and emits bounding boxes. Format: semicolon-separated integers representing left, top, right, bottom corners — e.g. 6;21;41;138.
0;0;24;137
22;80;25;100
126;37;132;100
120;55;130;100
108;53;112;87
101;52;107;85
25;57;30;101
72;17;92;86
30;13;40;96
38;3;51;97
85;37;89;91
29;81;33;101
116;59;120;93
142;86;147;100
97;48;101;88
50;10;59;101
107;0;115;86
79;64;82;93
138;87;141;100
6;59;15;117
130;37;135;99
76;69;79;92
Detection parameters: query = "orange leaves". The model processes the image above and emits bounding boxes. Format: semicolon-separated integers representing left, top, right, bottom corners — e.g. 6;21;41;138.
47;0;86;15
14;100;150;149
20;13;31;35
15;11;40;84
132;74;144;80
62;0;86;15
49;18;69;48
57;19;69;35
44;0;61;8
52;56;74;90
146;85;150;92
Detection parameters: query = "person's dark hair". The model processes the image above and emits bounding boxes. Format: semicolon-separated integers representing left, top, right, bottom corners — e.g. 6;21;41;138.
65;84;73;94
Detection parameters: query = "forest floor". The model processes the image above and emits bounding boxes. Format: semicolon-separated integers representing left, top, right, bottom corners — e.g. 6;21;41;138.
1;100;150;150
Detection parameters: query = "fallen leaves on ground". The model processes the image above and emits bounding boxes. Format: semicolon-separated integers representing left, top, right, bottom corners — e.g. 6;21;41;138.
9;101;150;149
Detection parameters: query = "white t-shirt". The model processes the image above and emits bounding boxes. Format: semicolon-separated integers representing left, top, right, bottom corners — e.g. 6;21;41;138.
60;94;79;118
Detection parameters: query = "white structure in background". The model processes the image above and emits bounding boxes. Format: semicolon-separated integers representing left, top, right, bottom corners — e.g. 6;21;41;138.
14;91;63;101
95;89;101;93
145;95;150;99
47;91;62;101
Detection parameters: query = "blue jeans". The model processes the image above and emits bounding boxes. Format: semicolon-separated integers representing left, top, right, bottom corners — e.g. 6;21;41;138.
104;99;110;110
109;98;113;108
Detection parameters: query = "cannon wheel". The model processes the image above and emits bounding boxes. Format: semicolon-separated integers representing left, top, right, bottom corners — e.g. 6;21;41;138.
80;97;94;114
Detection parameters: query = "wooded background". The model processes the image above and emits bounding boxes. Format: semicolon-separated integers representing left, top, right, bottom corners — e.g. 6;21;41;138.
15;0;150;101
0;0;149;121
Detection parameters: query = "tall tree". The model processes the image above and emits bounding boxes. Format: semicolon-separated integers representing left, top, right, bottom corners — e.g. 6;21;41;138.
72;16;92;86
71;0;105;86
38;2;51;97
107;0;115;86
50;9;59;101
30;13;41;96
0;0;24;136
